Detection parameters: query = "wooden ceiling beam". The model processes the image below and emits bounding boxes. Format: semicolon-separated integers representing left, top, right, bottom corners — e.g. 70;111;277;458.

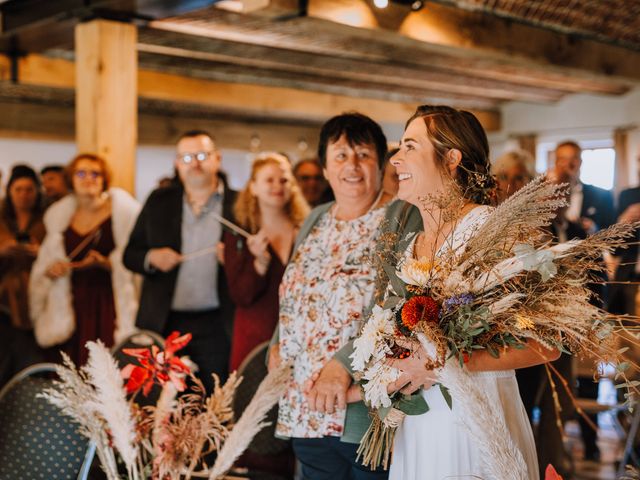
137;52;500;110
136;28;567;103
0;52;502;131
0;98;321;153
307;0;640;83
153;5;634;94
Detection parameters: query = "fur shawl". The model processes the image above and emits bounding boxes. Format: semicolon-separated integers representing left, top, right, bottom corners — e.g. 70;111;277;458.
30;188;141;347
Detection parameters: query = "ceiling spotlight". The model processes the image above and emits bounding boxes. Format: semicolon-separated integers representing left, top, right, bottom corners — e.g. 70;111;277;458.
373;0;389;8
388;0;425;10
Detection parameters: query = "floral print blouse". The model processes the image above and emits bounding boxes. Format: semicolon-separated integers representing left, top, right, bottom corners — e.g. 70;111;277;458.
276;205;387;438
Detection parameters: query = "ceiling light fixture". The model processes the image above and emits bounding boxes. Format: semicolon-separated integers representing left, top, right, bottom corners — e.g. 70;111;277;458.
373;0;389;8
388;0;425;10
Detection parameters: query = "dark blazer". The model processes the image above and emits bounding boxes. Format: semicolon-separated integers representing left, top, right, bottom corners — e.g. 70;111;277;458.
609;187;640;314
581;183;615;231
123;176;237;336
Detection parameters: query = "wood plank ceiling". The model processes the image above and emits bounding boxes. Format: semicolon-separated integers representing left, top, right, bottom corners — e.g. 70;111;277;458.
0;0;639;143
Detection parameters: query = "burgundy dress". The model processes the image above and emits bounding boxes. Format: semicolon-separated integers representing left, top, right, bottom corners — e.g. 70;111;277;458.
223;230;295;478
62;217;116;365
223;230;287;372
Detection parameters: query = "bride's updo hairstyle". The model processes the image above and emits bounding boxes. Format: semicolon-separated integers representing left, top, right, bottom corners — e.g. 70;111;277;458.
406;105;496;205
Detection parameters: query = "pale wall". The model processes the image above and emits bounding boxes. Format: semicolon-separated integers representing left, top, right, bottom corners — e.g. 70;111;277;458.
488;87;640;187
0;138;252;201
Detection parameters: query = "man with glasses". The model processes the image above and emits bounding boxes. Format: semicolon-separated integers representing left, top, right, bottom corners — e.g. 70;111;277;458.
293;158;333;207
124;130;236;392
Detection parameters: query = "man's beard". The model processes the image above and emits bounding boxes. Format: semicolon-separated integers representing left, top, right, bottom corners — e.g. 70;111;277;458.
183;171;213;189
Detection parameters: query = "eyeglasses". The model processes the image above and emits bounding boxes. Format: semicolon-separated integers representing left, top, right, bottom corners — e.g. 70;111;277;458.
177;151;211;164
74;170;103;180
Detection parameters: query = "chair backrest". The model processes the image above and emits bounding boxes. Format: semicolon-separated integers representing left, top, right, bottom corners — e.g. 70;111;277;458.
111;330;165;365
0;363;95;480
234;341;290;456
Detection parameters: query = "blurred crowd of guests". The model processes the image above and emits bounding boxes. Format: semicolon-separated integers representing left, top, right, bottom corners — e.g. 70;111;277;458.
495;142;640;476
0;117;638;479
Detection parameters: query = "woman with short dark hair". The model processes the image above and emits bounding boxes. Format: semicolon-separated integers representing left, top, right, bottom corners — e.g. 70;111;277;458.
270;113;421;480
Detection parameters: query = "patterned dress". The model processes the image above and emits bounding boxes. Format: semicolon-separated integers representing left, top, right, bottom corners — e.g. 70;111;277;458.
276;205;386;438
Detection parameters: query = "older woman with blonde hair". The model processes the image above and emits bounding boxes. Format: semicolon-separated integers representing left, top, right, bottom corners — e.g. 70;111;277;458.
30;153;140;364
224;152;309;372
493;149;536;203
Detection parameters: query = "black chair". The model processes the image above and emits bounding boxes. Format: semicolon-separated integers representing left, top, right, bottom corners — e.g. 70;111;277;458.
0;306;45;390
617;396;640;476
0;363;95;480
110;330;165;366
232;341;293;480
111;330;165;406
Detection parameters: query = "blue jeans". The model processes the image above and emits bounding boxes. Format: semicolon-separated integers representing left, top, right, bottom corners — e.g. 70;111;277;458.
292;436;389;480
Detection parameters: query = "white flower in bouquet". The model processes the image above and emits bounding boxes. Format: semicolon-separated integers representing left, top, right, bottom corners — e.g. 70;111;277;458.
396;256;439;288
362;361;401;409
351;305;395;371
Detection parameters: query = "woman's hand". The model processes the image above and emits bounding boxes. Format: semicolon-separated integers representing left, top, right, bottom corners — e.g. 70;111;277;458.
387;340;440;395
2;242;38;259
72;250;111;271
346;385;362;403
247;230;271;276
17;243;39;257
46;260;71;279
216;242;225;265
306;358;353;414
305;370;363;404
268;344;281;372
147;247;182;272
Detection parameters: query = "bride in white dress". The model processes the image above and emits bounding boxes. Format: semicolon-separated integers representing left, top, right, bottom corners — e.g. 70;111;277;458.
380;106;557;480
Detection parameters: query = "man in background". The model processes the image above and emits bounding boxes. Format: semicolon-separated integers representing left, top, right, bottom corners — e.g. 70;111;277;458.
552;140;615;463
553;141;614;232
293;158;333;207
124;130;236;392
40;165;69;207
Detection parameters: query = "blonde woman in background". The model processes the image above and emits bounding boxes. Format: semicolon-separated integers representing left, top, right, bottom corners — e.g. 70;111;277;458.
493;149;536;203
224;152;309;371
223;152;308;479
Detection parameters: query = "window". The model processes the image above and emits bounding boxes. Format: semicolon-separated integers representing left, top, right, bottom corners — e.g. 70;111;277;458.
536;142;616;191
580;148;615;190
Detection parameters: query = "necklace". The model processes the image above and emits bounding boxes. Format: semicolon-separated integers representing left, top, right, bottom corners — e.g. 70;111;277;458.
332;188;385;221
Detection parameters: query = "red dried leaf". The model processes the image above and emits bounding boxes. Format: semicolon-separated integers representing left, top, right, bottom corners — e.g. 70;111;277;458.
545;464;563;480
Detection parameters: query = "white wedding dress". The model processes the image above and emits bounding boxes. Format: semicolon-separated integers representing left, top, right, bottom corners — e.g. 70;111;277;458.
389;206;539;480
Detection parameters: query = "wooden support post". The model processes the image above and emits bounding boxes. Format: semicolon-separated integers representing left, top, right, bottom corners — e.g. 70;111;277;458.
516;134;538;168
75;20;137;193
613;128;630;193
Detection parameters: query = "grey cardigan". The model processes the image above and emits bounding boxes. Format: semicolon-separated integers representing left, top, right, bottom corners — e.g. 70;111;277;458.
271;199;423;443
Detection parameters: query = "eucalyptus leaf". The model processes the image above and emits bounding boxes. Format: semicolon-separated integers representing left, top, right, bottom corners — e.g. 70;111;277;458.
383;296;404;310
397;393;429;415
377;405;392;421
617;362;630;372
439;384;453;410
383;262;407;297
487;345;499;358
